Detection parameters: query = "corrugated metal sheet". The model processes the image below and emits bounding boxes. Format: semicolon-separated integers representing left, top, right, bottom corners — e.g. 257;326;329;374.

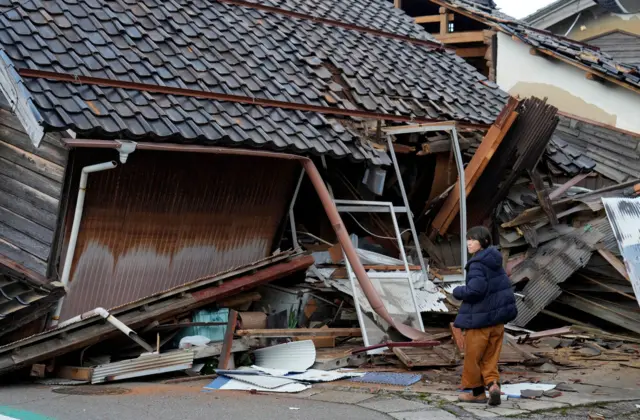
60;150;296;320
92;350;194;384
603;197;640;308
468;97;559;227
253;340;316;372
511;226;604;326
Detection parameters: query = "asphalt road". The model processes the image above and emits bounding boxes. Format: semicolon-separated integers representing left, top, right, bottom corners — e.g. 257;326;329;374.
0;383;389;420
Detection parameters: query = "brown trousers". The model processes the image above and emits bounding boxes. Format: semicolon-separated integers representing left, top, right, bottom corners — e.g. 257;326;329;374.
461;324;504;389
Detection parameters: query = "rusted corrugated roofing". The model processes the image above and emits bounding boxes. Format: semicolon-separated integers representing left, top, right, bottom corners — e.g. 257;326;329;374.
511;226;604;326
60;151;298;320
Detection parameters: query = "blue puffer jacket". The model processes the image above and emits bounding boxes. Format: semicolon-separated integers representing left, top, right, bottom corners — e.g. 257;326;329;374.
453;246;518;330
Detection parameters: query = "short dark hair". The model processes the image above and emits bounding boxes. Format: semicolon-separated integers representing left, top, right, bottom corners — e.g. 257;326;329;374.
467;226;492;249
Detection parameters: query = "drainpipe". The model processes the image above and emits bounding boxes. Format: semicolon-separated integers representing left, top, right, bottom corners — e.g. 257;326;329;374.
58;307;154;353
50;161;118;327
50;141;137;328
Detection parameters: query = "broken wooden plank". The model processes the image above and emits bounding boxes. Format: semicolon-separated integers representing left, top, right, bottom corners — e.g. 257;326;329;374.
558;293;640;335
56;366;94;382
528;168;558;225
548;172;592;200
597;249;630;281
516;326;572;343
393;344;459;368
218;309;238;370
430;97;519;238
235;328;362;338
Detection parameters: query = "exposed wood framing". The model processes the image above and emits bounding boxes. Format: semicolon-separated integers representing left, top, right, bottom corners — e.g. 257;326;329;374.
394;0;401;8
456;46;488;58
439;7;450;35
597;249;630;282
428;153;455;201
415;14;454;24
430;97;520;238
418;137;471;154
528;168;558;226
434;31;484;44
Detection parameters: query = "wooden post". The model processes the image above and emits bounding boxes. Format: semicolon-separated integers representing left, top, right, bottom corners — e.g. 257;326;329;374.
439;7;449;35
394;0;402;8
218;309;239;369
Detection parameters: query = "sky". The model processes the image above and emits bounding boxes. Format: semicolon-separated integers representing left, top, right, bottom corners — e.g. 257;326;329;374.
494;0;557;19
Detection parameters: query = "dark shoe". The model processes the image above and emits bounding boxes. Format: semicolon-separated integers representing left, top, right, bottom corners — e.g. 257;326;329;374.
458;392;487;404
488;383;501;406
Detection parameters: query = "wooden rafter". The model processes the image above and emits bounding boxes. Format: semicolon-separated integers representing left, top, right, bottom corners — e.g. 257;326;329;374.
434;31;484;44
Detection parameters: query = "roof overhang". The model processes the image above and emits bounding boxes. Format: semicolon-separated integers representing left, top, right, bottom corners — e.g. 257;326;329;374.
523;0;596;29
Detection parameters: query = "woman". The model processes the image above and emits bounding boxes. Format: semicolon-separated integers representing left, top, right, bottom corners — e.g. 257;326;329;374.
453;226;517;406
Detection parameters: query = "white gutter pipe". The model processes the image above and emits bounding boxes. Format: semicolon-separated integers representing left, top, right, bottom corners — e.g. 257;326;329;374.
50;161;118;327
57;307;154;353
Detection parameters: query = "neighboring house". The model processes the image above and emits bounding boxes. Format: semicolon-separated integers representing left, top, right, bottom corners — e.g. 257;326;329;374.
524;0;640;66
0;0;506;324
394;0;640;135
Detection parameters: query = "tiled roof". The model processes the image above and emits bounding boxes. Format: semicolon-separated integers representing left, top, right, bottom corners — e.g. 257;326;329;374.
244;0;431;39
547;115;640;183
546;135;597;176
437;0;640;91
0;272;64;339
0;0;508;164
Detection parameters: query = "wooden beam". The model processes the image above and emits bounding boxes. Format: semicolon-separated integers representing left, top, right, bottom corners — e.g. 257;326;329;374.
440;7;449;35
415;14;454;24
392;143;416;154
433;31;484;44
235;328;362;337
597;249;630;282
394;0;402;8
56;366;94;382
430;97;520;238
217;309;238;370
455;46;488;58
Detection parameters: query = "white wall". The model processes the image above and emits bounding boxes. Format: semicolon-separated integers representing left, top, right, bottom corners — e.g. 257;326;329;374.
496;32;640;135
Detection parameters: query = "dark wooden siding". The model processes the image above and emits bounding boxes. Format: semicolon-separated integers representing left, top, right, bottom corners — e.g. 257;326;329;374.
587;31;640;66
60;149;297;319
0;106;68;279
